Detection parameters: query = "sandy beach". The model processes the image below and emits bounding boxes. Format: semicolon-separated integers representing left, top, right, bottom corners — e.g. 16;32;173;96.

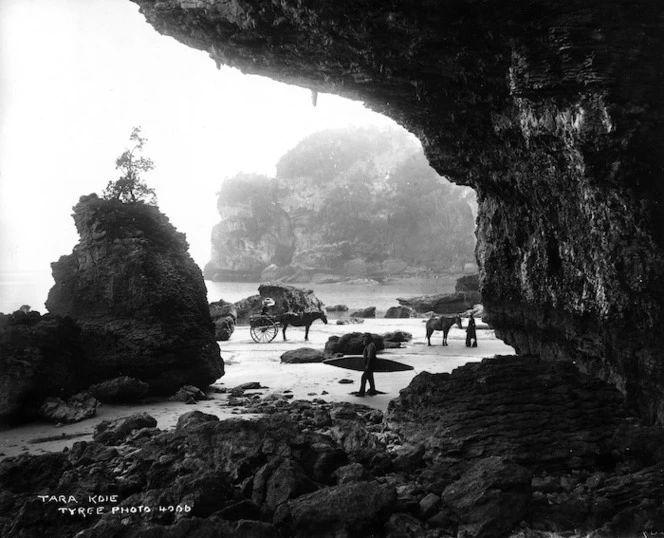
0;317;513;459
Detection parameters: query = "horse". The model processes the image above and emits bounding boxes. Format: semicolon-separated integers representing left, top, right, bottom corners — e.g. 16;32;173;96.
277;311;328;341
425;314;463;346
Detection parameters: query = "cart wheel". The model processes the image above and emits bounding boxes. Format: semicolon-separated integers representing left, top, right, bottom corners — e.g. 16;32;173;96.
250;318;278;343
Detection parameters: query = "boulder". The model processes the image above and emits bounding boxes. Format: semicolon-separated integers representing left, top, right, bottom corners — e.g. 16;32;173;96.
385;513;427;538
281;348;327;364
234;283;327;324
441;457;532;538
383;331;413;343
397;291;481;315
385;306;417;318
391;443;426;473
209;299;238;323
176;410;220;430
334;463;369;484
45;195;224;395
253;458;318;515
326;304;349;312
93;412;158;445
259;282;326;315
350;306;376;318
273;481;397;538
336;318;364;325
419;493;441;519
209;299;237;341
386;355;628;474
234;294;263;324
0;310;86;423
213;315;235;341
169;385;207;403
324;333;385;355
38;392;99;424
88;376;149;403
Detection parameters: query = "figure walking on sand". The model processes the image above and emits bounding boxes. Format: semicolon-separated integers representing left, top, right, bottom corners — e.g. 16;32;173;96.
358;333;377;396
466;313;477;347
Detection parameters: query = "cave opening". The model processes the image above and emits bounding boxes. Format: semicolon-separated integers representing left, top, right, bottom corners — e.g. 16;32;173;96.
128;0;664;426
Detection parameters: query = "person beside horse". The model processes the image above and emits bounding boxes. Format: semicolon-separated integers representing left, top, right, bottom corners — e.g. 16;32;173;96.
466;313;477;347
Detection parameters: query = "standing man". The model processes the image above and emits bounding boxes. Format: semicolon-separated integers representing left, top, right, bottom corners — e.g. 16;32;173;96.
466;313;477;347
359;333;377;396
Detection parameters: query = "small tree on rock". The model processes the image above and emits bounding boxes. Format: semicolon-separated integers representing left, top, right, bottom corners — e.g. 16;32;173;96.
103;127;157;205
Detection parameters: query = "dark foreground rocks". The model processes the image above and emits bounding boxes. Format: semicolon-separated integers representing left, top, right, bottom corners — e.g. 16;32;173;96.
2;355;664;537
0;310;86;423
45;195;224;395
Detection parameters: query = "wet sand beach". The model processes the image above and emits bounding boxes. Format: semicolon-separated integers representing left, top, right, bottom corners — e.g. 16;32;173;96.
0;317;513;459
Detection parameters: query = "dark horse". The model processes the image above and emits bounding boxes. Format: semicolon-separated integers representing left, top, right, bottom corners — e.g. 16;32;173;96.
277;311;328;341
426;314;463;346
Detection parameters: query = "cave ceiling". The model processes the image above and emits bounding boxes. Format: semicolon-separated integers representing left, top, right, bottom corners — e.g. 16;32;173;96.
131;0;664;424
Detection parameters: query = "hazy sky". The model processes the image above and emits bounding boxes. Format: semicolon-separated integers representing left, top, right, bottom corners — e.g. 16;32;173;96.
0;0;396;276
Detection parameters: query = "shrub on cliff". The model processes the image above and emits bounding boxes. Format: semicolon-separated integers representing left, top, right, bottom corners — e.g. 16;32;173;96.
102;126;157;205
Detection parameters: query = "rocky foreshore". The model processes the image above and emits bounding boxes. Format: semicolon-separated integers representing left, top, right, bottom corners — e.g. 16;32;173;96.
2;355;663;538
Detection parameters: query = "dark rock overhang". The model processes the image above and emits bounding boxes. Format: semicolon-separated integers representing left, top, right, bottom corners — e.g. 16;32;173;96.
131;0;664;423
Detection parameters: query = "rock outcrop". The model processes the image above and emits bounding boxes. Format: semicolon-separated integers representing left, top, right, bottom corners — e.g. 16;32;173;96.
209;299;237;341
0;310;85;423
132;0;664;424
3;389;664;537
46;195;224;395
38;392;99;424
386;356;627;474
205;174;296;281
397;291;481;315
204;128;476;283
88;376;150;404
280;348;327;364
384;306;417;319
325;332;385;355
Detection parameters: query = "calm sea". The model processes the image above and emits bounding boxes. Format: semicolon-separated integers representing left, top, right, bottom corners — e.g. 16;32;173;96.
0;270;457;317
206;277;458;317
0;271;55;314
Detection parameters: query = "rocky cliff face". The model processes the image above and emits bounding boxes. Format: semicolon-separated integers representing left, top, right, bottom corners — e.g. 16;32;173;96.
46;195;224;394
205;128;477;282
132;1;664;423
206;174;296;281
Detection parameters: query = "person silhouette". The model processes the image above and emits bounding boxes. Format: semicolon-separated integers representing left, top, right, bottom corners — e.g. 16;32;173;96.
466;313;477;347
260;298;274;316
358;333;377;396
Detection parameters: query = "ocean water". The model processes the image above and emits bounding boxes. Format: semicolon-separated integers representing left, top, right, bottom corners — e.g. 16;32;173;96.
0;271;55;314
0;270;458;317
206;276;459;317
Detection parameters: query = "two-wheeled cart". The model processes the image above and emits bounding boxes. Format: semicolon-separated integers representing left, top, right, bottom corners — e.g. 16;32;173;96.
248;314;280;343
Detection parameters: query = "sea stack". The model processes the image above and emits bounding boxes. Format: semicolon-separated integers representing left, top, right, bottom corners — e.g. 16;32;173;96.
46;194;224;394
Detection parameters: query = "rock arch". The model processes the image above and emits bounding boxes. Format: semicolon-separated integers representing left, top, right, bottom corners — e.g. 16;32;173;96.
132;0;664;423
